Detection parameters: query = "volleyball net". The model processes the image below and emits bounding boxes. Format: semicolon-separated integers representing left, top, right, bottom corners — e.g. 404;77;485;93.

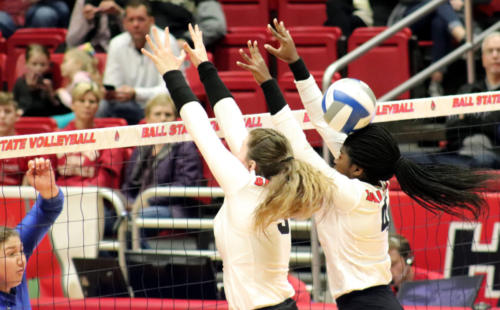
2;90;500;309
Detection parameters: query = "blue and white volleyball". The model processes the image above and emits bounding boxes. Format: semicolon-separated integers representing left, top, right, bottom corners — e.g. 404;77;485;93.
322;78;377;134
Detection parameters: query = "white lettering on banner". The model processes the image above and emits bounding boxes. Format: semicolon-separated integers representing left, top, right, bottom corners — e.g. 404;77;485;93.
1;91;500;160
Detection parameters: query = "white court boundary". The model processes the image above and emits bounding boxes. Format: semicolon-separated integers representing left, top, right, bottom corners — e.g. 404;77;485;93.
1;91;499;159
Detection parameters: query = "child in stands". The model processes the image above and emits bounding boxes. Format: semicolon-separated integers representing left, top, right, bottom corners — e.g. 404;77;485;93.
13;44;70;117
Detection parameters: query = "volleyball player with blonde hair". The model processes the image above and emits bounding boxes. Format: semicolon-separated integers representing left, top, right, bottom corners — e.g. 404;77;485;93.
142;25;334;309
236;19;491;310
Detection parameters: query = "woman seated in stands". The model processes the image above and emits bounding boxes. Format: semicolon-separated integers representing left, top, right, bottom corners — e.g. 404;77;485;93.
0;158;63;310
13;44;71;118
55;82;124;190
53;44;103;128
122;93;203;220
55;82;125;236
389;233;443;293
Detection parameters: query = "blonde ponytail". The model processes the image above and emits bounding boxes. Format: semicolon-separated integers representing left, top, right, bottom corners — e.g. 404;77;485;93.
246;128;334;232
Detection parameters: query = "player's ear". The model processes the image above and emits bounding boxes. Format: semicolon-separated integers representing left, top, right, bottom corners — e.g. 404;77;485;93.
248;160;257;172
350;164;364;179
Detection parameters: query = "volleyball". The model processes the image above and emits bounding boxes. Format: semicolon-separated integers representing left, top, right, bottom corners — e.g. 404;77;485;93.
321;78;377;134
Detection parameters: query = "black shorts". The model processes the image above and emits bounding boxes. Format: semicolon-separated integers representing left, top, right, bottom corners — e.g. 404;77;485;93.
256;298;298;310
336;285;403;310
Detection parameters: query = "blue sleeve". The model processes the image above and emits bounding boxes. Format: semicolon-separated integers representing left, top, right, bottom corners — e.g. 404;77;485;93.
16;190;64;258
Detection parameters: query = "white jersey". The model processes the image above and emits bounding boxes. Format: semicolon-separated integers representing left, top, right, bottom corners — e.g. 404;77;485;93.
270;76;392;299
180;98;294;310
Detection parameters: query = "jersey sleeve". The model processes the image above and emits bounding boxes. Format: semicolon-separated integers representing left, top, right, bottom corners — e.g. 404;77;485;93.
180;102;250;192
17;190;64;258
271;105;332;172
272;105;363;213
197;61;248;154
295;75;347;158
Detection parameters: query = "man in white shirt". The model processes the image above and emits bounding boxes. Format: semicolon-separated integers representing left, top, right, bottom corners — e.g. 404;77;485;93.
98;0;181;124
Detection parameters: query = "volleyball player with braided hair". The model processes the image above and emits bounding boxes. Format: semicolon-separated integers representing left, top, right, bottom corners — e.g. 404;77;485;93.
142;25;334;310
236;19;492;310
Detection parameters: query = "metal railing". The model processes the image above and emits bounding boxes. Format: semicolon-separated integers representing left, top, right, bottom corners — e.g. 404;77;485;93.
129;186;314;264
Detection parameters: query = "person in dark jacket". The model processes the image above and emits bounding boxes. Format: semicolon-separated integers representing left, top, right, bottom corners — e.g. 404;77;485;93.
444;31;500;168
122;93;204;219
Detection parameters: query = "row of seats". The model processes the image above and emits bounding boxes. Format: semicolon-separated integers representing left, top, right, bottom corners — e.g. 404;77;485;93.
219;0;328;28
14;116;127;135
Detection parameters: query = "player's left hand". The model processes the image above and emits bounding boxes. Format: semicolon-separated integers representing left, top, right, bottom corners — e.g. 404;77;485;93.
26;158;59;199
142;27;186;75
183;24;209;68
265;19;300;64
237;40;272;85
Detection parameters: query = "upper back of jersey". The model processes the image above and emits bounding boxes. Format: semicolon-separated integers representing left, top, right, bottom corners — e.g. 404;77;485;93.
214;174;294;309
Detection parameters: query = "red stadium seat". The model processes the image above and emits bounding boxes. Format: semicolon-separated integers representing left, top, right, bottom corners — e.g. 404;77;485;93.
5;28;67;90
347;27;412;99
214;27;270;72
95;53;107;74
219;0;269;28
217;71;267;115
277;0;327;27
94;118;128;128
15;117;58;135
273;26;341;81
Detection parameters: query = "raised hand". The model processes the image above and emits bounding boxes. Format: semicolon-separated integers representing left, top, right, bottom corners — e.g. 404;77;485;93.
264;19;300;64
26;158;59;199
236;40;272;85
141;27;186;75
183;24;209;68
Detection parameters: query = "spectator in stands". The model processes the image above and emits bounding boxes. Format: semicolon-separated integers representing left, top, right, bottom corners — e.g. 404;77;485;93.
122;93;203;220
97;0;182;125
56;81;125;236
442;31;500;168
149;0;226;50
371;0;398;26
388;0;466;96
324;0;373;38
0;157;63;310
66;0;125;52
55;82;124;189
54;44;102;127
389;233;442;293
0;0;70;38
13;44;71;118
0;92;30;186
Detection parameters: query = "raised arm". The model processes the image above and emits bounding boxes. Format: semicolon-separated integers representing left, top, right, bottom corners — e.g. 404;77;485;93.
265;19;346;157
184;24;248;155
142;27;249;192
237;40;332;173
18;158;63;257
